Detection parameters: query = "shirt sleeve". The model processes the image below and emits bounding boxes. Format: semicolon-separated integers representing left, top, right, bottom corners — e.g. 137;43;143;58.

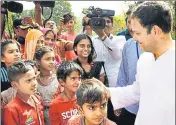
3;106;19;125
102;36;126;60
109;73;140;110
49;102;61;125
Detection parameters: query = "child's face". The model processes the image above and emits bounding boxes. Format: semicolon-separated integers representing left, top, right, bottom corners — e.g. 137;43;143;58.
65;19;75;30
2;43;21;65
81;99;107;125
40;51;56;71
15;69;37;95
64;71;81;93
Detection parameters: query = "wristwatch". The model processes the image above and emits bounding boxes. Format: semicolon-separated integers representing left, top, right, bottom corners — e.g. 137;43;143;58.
100;34;107;41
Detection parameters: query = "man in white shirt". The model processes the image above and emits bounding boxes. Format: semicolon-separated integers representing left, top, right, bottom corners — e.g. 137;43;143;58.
109;1;175;125
93;16;126;87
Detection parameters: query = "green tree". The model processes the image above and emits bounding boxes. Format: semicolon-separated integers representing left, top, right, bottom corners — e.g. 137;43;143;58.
112;14;126;35
42;0;72;29
5;0;72;32
166;1;175;40
74;16;82;33
21;10;35;19
4;11;18;36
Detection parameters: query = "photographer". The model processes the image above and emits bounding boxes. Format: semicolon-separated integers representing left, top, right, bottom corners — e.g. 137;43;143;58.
92;15;126;87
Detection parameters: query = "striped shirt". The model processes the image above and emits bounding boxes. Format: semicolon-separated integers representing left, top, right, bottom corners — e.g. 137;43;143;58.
1;62;11;91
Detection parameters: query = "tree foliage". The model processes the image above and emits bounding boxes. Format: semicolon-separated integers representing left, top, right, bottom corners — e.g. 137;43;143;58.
112;14;126;35
166;1;176;39
42;0;72;27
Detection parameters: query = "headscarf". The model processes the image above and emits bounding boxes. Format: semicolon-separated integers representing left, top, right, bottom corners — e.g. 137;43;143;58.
41;28;51;35
24;29;43;60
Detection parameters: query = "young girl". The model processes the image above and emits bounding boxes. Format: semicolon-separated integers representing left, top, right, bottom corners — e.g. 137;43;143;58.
73;34;108;86
42;28;62;66
1;39;21;91
35;46;61;125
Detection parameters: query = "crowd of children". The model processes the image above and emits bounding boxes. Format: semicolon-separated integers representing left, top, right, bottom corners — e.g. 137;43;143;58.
1;6;120;124
2;1;174;125
1;36;118;125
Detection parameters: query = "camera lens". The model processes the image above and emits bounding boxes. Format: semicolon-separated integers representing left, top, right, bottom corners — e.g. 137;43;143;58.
94;20;101;26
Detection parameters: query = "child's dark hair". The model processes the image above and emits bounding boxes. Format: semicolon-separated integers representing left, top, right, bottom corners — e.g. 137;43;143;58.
107;16;113;24
56;61;83;82
23;60;36;68
43;19;56;28
35;46;54;61
76;78;108;108
73;34;95;63
63;13;74;24
7;60;34;82
1;39;21;57
44;29;56;40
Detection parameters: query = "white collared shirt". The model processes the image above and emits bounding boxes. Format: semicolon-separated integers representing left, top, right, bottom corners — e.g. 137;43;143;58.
93;34;126;87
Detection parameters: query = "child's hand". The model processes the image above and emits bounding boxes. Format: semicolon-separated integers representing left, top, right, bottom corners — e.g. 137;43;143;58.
59;19;64;29
23;17;35;27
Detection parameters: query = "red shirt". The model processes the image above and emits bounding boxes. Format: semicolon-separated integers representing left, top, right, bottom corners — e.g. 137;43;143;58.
3;94;45;125
49;95;79;125
60;32;77;61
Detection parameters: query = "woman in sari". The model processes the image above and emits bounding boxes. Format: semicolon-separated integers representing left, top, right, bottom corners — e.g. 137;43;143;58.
24;29;44;60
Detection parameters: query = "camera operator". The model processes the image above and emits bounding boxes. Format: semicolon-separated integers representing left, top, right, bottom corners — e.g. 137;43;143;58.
92;16;126;87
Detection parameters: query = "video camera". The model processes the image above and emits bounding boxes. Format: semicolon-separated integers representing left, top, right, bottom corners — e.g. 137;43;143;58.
1;1;23;13
83;6;115;29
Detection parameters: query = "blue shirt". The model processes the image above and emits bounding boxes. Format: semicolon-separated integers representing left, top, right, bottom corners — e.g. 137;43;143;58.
116;38;143;114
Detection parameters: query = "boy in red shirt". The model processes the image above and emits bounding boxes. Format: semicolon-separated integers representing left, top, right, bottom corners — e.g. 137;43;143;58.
67;78;117;125
49;61;83;125
3;61;44;125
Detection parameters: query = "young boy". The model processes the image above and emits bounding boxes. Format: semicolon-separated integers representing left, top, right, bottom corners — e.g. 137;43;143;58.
1;60;39;107
49;61;83;125
67;78;117;125
3;61;44;125
1;39;21;91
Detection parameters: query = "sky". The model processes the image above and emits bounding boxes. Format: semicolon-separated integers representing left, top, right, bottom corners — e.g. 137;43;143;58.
18;1;131;16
